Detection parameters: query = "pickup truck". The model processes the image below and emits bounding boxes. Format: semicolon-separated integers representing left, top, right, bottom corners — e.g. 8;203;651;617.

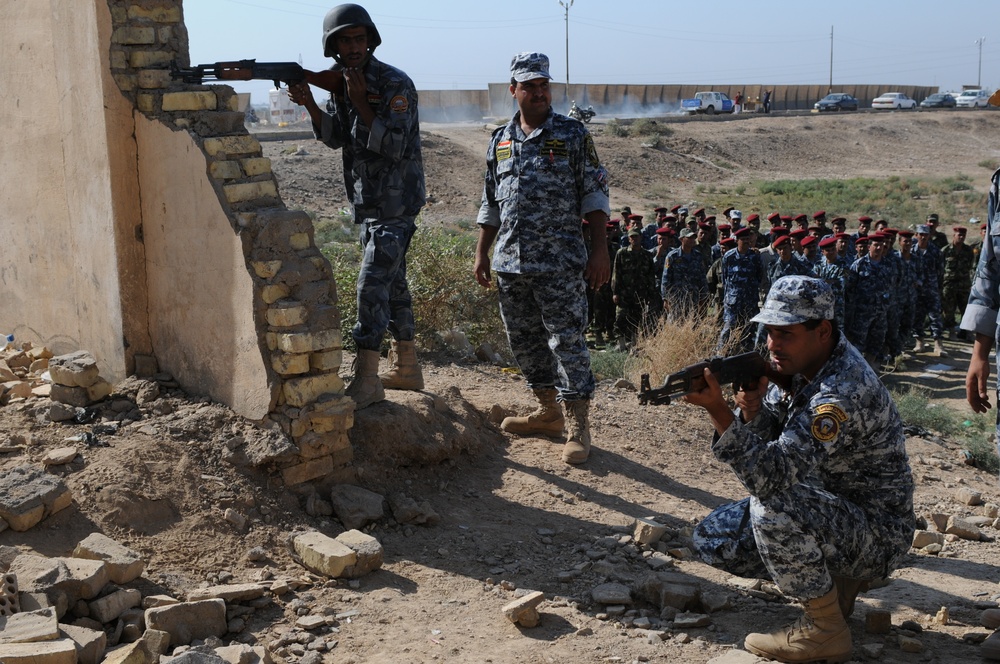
681;91;735;115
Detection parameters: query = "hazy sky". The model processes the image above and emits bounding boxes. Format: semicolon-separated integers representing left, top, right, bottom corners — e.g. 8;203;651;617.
184;0;999;105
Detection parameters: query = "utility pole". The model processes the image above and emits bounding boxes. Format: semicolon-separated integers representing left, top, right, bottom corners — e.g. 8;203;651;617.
975;36;986;88
559;0;574;85
829;25;834;93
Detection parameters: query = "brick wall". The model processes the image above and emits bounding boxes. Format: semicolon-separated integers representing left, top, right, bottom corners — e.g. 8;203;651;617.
107;0;354;486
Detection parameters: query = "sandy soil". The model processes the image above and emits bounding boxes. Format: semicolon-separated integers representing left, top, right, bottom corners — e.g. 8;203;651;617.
4;109;1000;664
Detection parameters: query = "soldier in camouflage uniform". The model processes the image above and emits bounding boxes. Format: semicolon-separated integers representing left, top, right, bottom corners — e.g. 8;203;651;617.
845;234;891;363
913;224;947;356
475;52;611;465
896;230;920;355
879;230;904;364
686;276;914;664
719;228;764;352
662;228;710;319
942;225;976;340
816;235;846;330
592;221;621;345
961;167;1000;480
289;3;426;409
612;230;657;347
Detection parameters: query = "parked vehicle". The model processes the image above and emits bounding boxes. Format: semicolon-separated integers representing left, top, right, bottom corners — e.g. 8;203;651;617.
568;101;595;123
955;89;991;108
920;93;956;108
813;93;859;112
871;92;917;110
681;91;735;115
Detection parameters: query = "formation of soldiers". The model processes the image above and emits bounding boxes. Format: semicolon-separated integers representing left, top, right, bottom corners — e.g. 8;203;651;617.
589;205;984;367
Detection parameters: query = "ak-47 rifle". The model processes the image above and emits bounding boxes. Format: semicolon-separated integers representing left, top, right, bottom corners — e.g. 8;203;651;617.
170;59;319;89
638;352;771;405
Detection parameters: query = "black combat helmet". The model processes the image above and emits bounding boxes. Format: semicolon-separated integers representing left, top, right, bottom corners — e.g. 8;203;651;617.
322;4;382;61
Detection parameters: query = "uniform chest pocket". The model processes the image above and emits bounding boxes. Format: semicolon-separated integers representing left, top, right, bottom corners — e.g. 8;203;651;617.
495;158;516;200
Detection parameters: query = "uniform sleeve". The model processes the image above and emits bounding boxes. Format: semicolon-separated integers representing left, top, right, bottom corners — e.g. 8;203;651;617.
476;135;501;228
362;76;420;163
576;131;611;217
315;98;348;150
712;393;850;500
962;168;1000;336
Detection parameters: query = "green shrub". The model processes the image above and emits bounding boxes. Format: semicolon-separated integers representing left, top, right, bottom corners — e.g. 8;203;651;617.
606;118;629;137
630;118;673;137
590;348;639;382
979;159;999;171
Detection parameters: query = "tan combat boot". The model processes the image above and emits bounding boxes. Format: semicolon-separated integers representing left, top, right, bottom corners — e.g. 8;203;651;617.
934;339;948;357
501;388;564;438
379;339;424;390
345;349;385;410
832;575;870;618
744;586;852;663
561;399;592;464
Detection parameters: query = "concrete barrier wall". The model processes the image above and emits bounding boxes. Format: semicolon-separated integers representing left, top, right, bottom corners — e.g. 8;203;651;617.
423;83;941;118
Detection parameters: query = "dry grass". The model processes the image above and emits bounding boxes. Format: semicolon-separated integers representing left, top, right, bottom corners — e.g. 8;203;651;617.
631;310;748;386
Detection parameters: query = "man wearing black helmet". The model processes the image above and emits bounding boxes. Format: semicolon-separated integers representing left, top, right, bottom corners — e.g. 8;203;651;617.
288;4;426;410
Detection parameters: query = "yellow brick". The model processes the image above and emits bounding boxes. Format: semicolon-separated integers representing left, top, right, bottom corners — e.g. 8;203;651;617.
209;160;242;180
137;94;157;113
281;456;334;485
203;135;261;157
174;118;191;129
110;51;128;69
128;5;183;22
266;332;279;351
267;303;309;327
271;352;310;375
261;284;291;304
289;232;311;251
310;349;342;372
129;50;173;68
112;27;155;45
276;329;341;354
113;73;136;92
158;26;174;42
223;181;278;204
283;373;345;407
240;158;272;177
311;414;353;435
137;69;172;89
252;260;282;279
291;417;310;439
227;96;241;112
162;91;217;112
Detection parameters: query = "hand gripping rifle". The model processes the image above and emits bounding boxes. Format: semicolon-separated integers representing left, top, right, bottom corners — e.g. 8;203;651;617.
638;352;771;405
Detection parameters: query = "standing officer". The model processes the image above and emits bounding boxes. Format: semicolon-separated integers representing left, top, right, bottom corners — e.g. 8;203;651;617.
612;229;657;348
288;3;426;409
719;227;764;352
474;52;611;465
942;225;975;340
897;230;920;356
845;234;891;365
816;235;846;330
913;224;947;356
662;228;710;319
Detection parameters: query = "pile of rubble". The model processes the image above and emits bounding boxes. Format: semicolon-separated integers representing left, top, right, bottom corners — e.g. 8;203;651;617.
0;527;384;663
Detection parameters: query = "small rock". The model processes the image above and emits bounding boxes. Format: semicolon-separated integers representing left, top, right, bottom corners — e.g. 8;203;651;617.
956;487;983;506
945;516;982;541
898;634;924;653
42;446;79;466
672;612;711;628
935;606;949;625
592;582;632;605
502;590;544;628
865;609;892;634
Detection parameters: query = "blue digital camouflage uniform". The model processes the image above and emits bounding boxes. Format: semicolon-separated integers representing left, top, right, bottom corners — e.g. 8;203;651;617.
897;251;920;350
661;247;710;317
767;254;814;288
478;107;610;401
844;254;890;356
314;56;426;350
692;330;915;600
815;256;846;330
914;242;945;341
881;249;903;357
719;248;763;352
961;167;1000;468
941;241;976;329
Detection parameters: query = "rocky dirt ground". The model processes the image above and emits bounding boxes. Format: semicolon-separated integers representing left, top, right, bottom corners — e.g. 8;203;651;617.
4;109;1000;664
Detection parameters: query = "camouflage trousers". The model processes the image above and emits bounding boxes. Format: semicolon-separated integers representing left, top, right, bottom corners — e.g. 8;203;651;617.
353;217;416;351
592;284;615;336
894;296;917;355
846;303;887;356
885;297;902;356
692;486;909;601
941;279;972;328
718;304;758;354
496;271;595;401
913;288;944;340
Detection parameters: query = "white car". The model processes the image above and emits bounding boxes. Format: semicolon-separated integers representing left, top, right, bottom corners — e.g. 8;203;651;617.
871;92;917;110
955;89;991;108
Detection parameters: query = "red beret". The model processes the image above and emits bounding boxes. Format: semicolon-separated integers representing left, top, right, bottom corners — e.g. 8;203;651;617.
807;226;822;233
663;214;677;221
698;222;711;229
831;217;847;224
789;229;808;238
897;230;914;238
654;207;667;213
953;226;967;234
629;214;644;221
869;232;887;241
767;212;781;222
772;235;792;249
746;213;760;222
794;214;807;222
781;215;793;223
607;220;621;227
858;216;872;223
800;236;817;248
655;226;674;235
693;208;705;216
813;211;826;219
882;228;899;235
818;236;838;248
771;227;790;237
704;215;717;223
670;204;681;213
734;227;752;238
722;207;734;214
834;232;850;239
720;237;737;248
717;223;732;231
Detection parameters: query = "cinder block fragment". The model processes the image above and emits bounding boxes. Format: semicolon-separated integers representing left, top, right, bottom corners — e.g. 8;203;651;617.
161;91;217;112
275;329;342;354
224;181;278;203
292;531;357;578
335;530;384;578
144;599;226;646
112;27;155;45
59;622;107;664
48;351;100;387
281;456;334;486
0;639;77;663
240;157;272;176
283;373;345;407
271;353;310;376
129;51;173;68
0;607;59;644
0;465;73;531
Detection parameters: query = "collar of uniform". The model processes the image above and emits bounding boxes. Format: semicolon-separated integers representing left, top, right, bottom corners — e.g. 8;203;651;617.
510;107;554;140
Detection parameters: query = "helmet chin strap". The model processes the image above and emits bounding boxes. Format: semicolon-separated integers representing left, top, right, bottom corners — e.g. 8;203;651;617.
330;46;375;69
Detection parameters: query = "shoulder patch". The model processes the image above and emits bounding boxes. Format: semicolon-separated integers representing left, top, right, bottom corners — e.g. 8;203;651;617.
389;95;409;113
584;133;600;168
811;403;847;443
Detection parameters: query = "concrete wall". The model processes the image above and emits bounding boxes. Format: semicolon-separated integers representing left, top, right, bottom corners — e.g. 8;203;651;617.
0;1;148;380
